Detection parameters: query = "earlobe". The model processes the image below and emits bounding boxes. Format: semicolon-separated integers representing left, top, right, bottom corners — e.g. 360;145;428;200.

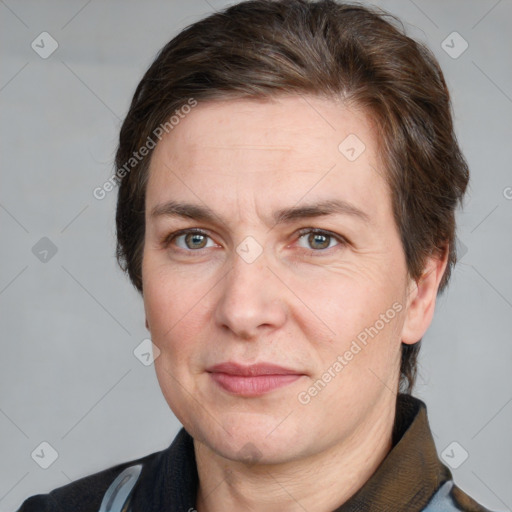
401;247;449;345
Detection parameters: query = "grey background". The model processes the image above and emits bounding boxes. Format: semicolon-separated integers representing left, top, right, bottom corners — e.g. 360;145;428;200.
1;0;511;510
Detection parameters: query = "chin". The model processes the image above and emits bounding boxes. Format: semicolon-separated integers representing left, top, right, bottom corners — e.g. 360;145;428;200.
192;411;308;465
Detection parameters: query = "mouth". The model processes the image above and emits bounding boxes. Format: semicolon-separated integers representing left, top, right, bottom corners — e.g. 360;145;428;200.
206;362;305;397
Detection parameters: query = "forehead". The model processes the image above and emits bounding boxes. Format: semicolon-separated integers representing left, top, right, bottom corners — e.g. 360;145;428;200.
146;95;390;226
155;95;376;161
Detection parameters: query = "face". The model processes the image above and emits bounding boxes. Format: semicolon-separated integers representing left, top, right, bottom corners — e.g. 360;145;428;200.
142;94;416;464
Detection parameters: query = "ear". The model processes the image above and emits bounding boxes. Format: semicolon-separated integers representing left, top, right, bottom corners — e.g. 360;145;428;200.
401;246;449;345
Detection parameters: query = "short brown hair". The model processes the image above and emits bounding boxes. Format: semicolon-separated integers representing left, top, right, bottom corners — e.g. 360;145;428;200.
115;0;469;393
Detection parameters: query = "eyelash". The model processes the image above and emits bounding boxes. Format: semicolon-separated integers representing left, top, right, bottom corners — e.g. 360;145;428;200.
161;227;348;256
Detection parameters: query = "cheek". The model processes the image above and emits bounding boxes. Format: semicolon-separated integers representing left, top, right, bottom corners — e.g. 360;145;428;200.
299;264;402;334
143;254;194;325
142;259;217;374
295;264;406;381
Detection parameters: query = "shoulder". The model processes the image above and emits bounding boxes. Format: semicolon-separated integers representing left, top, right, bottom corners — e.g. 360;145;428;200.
424;480;498;512
15;450;161;512
451;482;498;512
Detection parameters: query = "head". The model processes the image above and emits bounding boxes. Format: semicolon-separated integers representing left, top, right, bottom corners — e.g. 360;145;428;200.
115;0;468;463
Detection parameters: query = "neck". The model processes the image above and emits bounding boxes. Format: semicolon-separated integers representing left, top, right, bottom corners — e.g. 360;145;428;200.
194;396;397;512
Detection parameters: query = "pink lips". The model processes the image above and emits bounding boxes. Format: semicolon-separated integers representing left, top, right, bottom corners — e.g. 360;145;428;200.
207;362;304;397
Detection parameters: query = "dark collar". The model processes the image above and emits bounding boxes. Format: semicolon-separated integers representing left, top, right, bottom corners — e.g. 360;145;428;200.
334;394;452;511
131;394;451;511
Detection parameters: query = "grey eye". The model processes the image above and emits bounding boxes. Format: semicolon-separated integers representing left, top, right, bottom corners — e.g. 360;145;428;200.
297;231;340;251
174;231;214;250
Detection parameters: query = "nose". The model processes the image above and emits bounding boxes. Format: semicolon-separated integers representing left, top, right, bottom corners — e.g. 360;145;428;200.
214;246;287;340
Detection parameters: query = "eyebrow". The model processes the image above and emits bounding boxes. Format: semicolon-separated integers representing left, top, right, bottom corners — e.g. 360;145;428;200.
150;199;370;226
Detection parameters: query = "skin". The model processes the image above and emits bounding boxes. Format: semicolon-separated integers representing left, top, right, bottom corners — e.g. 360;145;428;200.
142;94;448;512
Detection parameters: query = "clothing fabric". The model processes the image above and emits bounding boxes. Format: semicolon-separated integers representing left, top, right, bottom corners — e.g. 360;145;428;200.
16;394;496;511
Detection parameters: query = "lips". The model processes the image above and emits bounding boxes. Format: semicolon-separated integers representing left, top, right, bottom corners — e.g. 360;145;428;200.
207;362;301;376
207;362;304;397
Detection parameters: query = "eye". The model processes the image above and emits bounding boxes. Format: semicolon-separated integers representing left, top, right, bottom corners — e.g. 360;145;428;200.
295;228;346;253
164;229;218;252
162;227;347;256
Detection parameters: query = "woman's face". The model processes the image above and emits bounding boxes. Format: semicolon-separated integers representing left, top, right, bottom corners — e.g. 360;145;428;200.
142;94;418;464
